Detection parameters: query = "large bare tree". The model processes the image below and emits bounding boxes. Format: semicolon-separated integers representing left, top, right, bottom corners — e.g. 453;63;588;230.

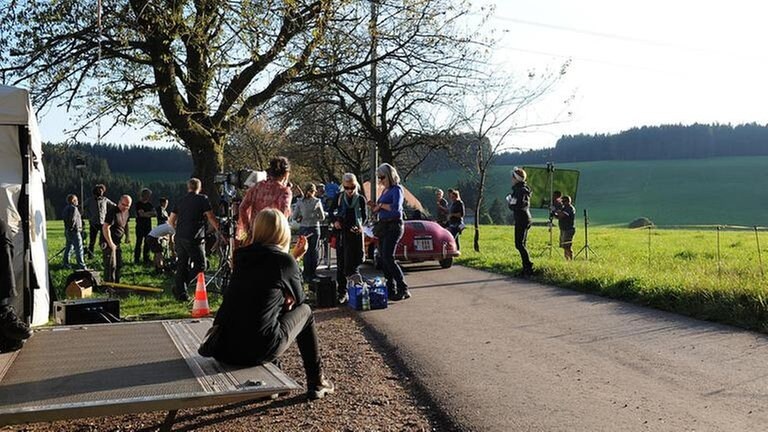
0;0;447;200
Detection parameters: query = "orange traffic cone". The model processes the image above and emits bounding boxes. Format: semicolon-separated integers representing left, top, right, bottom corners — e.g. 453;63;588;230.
191;273;210;318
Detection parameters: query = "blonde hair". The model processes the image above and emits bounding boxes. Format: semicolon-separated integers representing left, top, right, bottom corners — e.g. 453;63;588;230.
376;163;401;186
246;208;292;252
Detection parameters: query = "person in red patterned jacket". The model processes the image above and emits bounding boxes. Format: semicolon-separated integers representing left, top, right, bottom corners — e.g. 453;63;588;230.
237;157;292;241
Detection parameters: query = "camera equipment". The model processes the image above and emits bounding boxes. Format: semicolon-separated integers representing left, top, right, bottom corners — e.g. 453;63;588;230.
214;169;264;190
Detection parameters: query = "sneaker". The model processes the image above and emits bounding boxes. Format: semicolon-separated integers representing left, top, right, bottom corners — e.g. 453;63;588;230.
307;376;335;400
0;306;32;341
0;334;24;353
337;292;349;305
401;288;412;300
175;292;191;302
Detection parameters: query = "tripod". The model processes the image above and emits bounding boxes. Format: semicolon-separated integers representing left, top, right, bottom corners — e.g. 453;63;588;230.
199;182;237;295
574;208;597;260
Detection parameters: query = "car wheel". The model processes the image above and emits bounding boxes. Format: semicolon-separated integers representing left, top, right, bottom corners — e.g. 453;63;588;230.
439;258;453;268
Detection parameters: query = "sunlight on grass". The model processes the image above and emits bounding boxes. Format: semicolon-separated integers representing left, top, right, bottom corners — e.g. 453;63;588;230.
458;225;768;330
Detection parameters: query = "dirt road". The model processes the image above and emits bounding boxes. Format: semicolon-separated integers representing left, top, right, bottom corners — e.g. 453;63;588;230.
360;265;768;431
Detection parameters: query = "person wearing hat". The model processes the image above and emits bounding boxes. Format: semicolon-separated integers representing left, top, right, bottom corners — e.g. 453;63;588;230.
506;167;534;276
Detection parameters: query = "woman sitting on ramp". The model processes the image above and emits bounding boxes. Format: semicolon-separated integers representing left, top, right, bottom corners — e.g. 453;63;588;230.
207;208;334;400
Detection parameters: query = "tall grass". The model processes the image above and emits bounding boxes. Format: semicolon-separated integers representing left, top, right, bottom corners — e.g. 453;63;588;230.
458;225;768;331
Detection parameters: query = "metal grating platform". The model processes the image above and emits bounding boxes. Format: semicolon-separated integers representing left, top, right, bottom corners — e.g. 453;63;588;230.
0;319;300;427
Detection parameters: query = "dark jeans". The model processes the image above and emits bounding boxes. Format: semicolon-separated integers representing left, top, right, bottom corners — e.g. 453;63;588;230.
514;214;533;271
175;237;206;298
269;303;322;382
378;220;406;292
300;226;320;279
447;223;463;251
103;245;123;283
335;230;364;296
0;219;17;302
134;224;151;263
88;223;101;255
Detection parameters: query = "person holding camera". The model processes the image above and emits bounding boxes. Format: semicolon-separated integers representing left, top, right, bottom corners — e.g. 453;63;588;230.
554;196;576;260
206;209;334;400
168;178;220;302
332;174;367;304
294;183;326;281
506;167;534;276
237;156;292;241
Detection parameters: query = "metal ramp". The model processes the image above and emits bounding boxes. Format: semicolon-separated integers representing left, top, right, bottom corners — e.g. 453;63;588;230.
0;319;300;427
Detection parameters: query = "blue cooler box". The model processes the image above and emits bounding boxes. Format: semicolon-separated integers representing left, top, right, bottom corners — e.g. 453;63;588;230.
347;282;388;311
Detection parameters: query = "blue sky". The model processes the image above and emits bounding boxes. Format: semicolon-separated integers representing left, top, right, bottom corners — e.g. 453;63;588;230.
33;0;768;150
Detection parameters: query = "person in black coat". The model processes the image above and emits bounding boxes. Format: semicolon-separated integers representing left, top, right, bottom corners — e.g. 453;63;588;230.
330;173;367;304
506;167;534;276
211;208;334;400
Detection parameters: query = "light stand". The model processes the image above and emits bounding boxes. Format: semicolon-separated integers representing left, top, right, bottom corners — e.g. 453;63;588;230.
75;156;87;253
574;208;597;260
537;162;555;258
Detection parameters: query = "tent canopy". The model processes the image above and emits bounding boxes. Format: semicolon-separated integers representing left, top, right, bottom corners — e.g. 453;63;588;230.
0;85;50;326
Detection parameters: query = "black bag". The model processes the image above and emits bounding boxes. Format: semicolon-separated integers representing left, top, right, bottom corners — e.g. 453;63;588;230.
311;276;337;308
198;324;222;357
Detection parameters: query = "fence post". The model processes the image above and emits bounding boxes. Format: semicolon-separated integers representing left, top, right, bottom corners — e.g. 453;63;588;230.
647;225;652;268
716;225;722;279
756;226;764;278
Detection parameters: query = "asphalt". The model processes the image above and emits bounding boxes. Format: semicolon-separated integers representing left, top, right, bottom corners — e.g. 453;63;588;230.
358;264;768;432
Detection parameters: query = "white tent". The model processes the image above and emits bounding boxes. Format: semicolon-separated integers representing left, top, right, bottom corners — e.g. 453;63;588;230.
0;85;50;326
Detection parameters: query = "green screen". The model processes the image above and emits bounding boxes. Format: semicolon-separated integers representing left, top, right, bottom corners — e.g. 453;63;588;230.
523;166;581;209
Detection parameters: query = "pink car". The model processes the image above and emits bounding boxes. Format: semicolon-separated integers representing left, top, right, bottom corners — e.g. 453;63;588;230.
367;220;460;268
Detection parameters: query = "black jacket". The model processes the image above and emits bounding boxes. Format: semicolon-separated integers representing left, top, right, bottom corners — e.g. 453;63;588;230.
212;243;305;366
509;182;532;221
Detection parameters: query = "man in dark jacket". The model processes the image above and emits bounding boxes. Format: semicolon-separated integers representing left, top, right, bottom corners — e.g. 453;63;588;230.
168;178;220;302
62;194;86;269
0;218;32;352
134;188;156;265
506;167;534;276
102;195;132;283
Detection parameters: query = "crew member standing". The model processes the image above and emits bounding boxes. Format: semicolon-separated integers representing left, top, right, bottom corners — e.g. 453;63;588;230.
507;167;533;276
156;197;170;225
85;184;114;259
435;189;449;227
554;196;576;260
62;194;86;269
237;156;292;240
168;178;220;302
102;195;132;283
134;188;156;265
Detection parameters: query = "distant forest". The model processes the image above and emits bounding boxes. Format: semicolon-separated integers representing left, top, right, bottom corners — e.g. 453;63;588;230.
43;143;191;219
496;123;768;165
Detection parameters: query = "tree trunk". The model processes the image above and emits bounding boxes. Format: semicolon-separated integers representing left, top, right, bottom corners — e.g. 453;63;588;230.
474;169;486;252
188;136;225;213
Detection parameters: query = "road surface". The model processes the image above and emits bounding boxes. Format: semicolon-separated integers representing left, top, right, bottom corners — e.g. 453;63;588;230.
360;264;768;431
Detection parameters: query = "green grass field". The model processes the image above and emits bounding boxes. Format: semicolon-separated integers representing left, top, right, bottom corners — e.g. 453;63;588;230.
457;224;768;330
47;223;221;320
408;156;768;226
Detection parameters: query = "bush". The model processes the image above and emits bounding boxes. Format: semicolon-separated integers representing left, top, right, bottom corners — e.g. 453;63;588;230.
628;217;654;228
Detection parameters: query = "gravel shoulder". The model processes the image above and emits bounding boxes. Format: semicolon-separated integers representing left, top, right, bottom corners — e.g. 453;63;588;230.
2;308;443;432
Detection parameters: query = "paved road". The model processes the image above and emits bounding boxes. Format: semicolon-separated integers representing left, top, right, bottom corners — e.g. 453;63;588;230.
359;264;768;432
